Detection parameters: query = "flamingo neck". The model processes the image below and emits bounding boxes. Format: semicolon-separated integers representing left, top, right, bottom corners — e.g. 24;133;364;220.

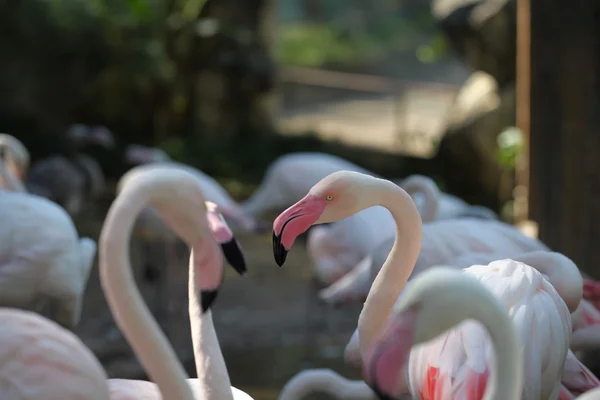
188;251;234;400
99;187;195;400
465;289;523;400
401;176;440;223
357;179;423;358
279;369;376;400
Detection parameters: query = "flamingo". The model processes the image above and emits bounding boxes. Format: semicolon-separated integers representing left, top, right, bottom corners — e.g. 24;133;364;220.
122;144;262;233
241;152;376;217
100;165;253;399
0;168;96;328
327;250;600;346
363;265;600;399
278;369;377;400
0;308;110;399
309;174;499;287
396;174;498;222
0;168;252;399
272;171;599;399
24;124;113;216
362;266;524;399
317;215;549;306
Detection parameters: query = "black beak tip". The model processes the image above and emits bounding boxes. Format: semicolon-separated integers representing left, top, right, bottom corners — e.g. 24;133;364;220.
220;239;247;276
200;290;219;313
272;232;288;267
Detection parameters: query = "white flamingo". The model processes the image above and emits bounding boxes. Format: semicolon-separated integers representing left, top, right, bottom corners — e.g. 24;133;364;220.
241;152;375;217
0;160;96;328
317;215;549;306
272;171;599;399
396;174;498;222
123;144;262;232
363;265;600;399
101;165;253;399
0;168;253;399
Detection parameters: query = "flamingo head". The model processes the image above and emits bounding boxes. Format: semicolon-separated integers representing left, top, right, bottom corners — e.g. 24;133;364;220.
205;201;247;276
272;171;377;266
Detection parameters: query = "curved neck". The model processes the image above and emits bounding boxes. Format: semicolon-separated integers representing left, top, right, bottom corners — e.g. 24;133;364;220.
358;179;423;358
512;251;583;312
0;156;26;192
99;188;195;400
400;176;440;223
188;251;234;400
279;369;376;400
469;292;523;400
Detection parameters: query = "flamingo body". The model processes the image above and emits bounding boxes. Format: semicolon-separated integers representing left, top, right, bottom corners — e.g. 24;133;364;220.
0;191;96;328
0;309;109;400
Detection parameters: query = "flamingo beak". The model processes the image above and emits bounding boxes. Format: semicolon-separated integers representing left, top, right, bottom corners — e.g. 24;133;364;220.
272;194;327;267
206;206;248;276
364;309;417;400
201;290;219;312
220;238;247;276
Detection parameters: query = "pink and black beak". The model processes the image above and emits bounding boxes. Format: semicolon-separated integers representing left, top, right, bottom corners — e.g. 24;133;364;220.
206;203;247;276
272;194;327;267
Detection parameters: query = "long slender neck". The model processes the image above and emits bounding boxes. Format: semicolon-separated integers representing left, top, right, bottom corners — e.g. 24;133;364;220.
470;293;524;400
357;179;423;358
401;176;439;223
279;369;376;400
188;251;234;400
99;189;195;400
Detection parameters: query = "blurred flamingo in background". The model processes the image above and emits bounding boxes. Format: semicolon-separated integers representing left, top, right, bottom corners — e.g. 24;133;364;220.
395;174;498;222
24;124;114;217
317;214;549;306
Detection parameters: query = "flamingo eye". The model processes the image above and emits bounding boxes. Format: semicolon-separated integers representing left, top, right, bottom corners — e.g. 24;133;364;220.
326;195;333;201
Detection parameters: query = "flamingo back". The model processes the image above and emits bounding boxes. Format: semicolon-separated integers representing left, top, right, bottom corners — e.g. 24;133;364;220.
0;309;108;400
407;260;571;400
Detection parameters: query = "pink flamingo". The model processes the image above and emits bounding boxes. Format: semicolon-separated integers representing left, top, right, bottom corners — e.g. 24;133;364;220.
272;171;599;399
395;174;498;222
241;152;375;217
317;215;549;306
123;145;261;232
101;165;253;399
0;166;253;399
363;265;600;399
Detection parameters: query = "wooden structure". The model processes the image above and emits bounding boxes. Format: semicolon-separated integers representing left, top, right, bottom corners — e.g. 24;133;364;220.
527;0;600;277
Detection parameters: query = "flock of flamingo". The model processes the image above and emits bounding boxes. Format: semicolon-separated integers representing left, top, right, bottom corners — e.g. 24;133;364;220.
2;126;600;399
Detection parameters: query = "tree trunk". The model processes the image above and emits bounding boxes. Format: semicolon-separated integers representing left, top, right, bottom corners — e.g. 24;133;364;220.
529;0;600;277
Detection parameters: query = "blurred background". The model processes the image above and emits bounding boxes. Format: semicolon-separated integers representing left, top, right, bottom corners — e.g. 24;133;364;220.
1;0;598;398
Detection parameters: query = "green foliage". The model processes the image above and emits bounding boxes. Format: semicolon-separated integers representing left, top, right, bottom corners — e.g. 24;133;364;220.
496;126;524;171
276;12;449;67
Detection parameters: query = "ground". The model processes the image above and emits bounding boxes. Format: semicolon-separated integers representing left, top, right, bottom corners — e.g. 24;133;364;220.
74;206;364;400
